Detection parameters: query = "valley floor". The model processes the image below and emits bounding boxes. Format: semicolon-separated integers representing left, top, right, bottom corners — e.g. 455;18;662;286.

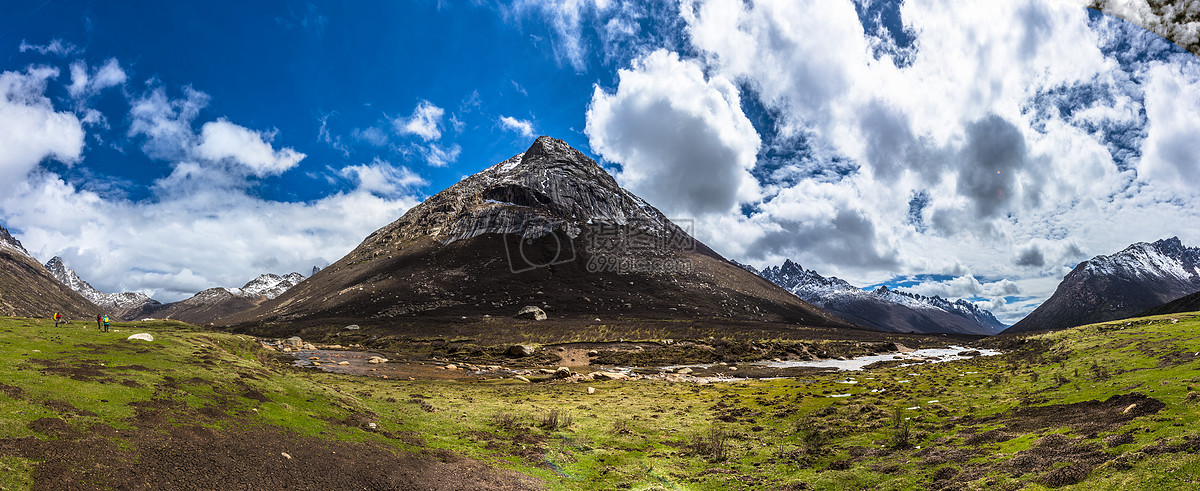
1;314;1199;489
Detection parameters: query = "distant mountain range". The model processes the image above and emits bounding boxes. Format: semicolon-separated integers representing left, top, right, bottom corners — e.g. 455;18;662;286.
44;255;306;325
745;260;1005;335
1004;237;1200;334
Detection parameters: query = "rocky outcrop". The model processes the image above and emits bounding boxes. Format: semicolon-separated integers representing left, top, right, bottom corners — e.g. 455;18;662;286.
44;257;161;320
514;306;547;320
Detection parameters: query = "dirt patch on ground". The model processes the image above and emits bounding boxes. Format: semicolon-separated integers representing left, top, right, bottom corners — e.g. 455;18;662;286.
29;357;111;382
969;392;1164;435
1;416;542;490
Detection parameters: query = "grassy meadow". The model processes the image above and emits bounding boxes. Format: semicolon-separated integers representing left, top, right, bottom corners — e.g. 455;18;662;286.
0;313;1199;489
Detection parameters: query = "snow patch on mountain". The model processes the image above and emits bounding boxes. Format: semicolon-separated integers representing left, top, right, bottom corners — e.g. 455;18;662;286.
43;257;160;313
1081;237;1200;282
226;272;307;299
0;226;30;257
758;259;1006;334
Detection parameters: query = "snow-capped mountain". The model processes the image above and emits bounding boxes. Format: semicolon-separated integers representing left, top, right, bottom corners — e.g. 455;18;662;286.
149;272;307;325
758;260;1006;335
229;272;307;300
1005;237;1200;334
44;257;161;318
0;225;29;257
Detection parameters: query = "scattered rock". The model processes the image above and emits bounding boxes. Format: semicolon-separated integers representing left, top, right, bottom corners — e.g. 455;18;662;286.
506;345;536;358
514;376;531;383
302;343;316;350
676;367;693;375
555;367;571;378
337;361;350;366
281;452;292;460
892;343;915;353
367;356;388;364
586;350;599;356
514;306;547;320
281;336;304;348
444;364;458;370
593;371;628;381
309;356;320;360
587;387;596;395
126;333;154;342
1122;403;1137;414
344;324;361;330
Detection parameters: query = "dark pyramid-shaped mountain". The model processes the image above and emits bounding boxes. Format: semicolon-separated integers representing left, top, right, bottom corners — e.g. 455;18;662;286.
1004;237;1200;334
0;225;100;319
226;137;852;333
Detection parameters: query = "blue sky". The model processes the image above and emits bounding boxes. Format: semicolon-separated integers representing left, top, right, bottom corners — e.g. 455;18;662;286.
1;0;1199;324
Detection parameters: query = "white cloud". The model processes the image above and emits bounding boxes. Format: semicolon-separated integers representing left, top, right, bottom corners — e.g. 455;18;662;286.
66;58;127;99
352;126;390;147
18;39;80;56
498;115;536;138
339;159;427;195
393;100;445;141
0;67;85;192
423;143;462;168
586;49;761;216
3;172;421;301
195;119;306;177
128;85;210;161
1139;62;1200;193
503;0;613;71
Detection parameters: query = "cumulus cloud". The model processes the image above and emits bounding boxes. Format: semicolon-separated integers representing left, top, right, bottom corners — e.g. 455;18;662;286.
1015;245;1045;267
3;172;422;301
0;67;85;192
393;100;445;141
498;116;535;138
1138;63;1200;193
67;58;127;99
128;85;210;161
195;119;306;177
586;49;761;216
338;159;427;196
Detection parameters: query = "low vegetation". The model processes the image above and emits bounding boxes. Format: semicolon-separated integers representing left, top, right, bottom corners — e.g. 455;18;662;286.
1;312;1199;489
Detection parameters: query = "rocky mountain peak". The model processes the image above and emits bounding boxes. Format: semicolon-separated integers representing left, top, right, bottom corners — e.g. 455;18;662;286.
0;225;29;256
233;272;307;300
352;137;687;260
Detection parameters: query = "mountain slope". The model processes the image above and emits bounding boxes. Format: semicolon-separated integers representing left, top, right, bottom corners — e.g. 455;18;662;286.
151;273;306;325
226;136;852;332
1139;290;1200;317
44;257;161;320
757;260;1006;335
0;226;100;319
1005;237;1200;334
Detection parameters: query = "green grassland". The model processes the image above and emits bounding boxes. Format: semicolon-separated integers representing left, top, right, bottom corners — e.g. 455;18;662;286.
1;313;1199;489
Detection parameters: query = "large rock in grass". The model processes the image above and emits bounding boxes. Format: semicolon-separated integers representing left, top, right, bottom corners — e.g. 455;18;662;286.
514;306;547;320
506;345;536;358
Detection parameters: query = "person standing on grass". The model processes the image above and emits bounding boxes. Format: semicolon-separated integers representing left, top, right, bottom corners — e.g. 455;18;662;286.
96;314;102;331
102;315;110;332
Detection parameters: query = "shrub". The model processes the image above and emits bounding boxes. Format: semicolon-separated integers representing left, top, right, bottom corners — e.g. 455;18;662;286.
688;427;730;461
539;409;572;430
888;406;912;449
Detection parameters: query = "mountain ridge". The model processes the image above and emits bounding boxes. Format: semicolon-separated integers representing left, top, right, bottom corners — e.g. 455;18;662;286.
755;259;1005;335
1004;237;1200;334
